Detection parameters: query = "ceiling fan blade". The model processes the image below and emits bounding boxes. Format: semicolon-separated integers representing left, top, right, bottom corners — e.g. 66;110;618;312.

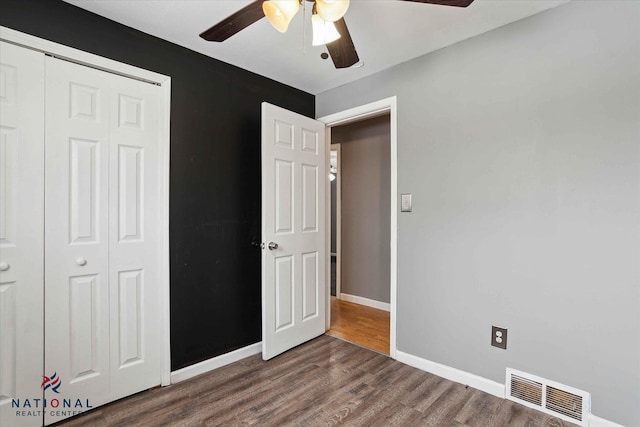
200;0;265;42
326;18;360;69
400;0;474;7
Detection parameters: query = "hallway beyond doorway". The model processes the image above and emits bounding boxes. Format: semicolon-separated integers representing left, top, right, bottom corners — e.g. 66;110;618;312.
327;297;390;354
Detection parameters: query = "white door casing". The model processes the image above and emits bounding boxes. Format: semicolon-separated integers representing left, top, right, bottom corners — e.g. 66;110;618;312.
44;56;162;425
330;145;341;300
261;103;327;360
317;96;398;359
0;41;45;427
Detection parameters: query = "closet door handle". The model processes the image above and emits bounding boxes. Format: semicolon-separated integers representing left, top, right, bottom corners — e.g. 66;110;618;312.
0;262;9;271
76;258;87;266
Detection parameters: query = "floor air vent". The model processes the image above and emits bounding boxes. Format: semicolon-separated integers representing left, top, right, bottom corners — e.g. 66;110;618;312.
510;374;543;406
506;368;590;426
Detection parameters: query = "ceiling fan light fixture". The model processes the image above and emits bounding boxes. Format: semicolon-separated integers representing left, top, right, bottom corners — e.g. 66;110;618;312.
311;15;341;46
315;0;350;22
263;0;300;33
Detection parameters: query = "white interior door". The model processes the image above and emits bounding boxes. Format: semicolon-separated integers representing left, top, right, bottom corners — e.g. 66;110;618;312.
0;41;45;427
45;56;111;423
108;70;162;400
44;56;162;425
261;102;327;360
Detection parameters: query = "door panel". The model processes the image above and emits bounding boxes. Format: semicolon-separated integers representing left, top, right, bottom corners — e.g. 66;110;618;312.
108;72;161;400
118;145;143;242
45;57;111;425
0;127;16;246
69;138;100;243
302;164;318;232
0;41;44;427
274;256;294;331
302;252;319;320
262;103;326;360
68;274;100;381
117;269;143;367
274;160;294;234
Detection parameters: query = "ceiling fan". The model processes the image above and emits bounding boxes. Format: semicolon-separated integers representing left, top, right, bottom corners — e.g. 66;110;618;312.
200;0;475;69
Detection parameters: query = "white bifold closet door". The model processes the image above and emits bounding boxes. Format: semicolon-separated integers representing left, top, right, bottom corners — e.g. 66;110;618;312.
0;41;45;427
44;56;162;425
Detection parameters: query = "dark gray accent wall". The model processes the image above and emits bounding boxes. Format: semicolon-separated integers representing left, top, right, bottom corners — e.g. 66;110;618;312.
332;116;391;304
1;0;314;371
318;1;639;425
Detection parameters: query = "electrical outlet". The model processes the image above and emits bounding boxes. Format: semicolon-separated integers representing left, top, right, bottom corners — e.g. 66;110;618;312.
491;326;507;349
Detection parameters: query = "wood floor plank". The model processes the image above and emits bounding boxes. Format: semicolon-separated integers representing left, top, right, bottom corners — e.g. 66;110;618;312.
416;382;475;426
55;335;575;427
345;384;416;425
454;389;506;426
400;372;448;408
327;297;390;354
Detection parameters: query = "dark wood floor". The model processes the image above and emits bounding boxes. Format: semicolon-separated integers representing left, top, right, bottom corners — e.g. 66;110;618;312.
57;335;574;427
327;297;390;354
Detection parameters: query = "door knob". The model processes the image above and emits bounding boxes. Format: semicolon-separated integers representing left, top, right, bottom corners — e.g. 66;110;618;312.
76;258;87;266
0;262;9;271
267;242;278;250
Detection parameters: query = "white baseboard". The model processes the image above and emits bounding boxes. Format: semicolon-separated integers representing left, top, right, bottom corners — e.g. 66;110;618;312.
396;350;505;398
340;293;390;312
170;342;262;383
588;414;624;427
396;351;623;427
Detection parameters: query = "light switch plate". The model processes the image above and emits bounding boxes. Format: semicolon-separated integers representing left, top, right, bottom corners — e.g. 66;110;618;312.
401;193;412;212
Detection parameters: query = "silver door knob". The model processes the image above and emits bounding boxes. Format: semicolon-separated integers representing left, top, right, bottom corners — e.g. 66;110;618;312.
267;242;278;250
0;262;9;271
76;258;87;266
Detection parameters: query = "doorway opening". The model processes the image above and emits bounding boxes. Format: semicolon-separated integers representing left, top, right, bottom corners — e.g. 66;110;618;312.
318;96;398;359
326;114;391;355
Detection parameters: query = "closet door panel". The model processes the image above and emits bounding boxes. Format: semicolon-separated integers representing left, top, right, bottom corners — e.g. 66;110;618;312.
108;74;162;399
0;41;44;427
45;57;110;425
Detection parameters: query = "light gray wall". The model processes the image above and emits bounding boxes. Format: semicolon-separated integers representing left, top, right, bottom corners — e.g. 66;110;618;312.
317;1;640;425
333;116;391;304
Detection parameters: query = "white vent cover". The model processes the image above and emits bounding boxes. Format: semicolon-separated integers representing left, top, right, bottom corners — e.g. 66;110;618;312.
506;368;591;426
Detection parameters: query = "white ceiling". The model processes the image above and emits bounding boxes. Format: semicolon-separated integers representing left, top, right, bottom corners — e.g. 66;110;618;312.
63;0;569;94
